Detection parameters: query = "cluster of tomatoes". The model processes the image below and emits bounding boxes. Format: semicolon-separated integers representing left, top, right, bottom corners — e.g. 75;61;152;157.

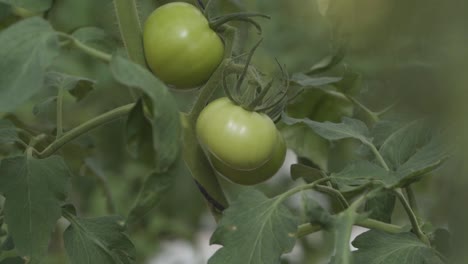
143;2;286;185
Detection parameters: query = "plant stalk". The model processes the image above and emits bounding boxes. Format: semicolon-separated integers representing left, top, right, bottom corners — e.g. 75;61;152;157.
38;104;134;158
395;188;430;245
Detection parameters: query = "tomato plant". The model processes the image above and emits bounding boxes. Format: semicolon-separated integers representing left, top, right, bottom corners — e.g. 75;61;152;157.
0;0;463;264
143;2;224;89
196;97;278;170
209;131;286;185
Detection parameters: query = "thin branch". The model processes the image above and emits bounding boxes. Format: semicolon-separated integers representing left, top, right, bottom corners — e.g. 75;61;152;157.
38;104;134;158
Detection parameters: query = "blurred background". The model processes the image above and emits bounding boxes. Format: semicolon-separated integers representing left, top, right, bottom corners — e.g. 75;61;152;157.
1;0;468;263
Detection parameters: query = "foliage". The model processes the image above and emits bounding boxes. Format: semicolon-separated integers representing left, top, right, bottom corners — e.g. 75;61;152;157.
0;0;462;263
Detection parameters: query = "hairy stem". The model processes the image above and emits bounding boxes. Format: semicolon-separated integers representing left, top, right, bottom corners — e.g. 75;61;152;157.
314;185;349;209
367;142;390;171
58;33;112;63
38;104;134;158
56;87;64;138
395;188;430;245
405;186;420;216
112;0;146;66
296;218;405;238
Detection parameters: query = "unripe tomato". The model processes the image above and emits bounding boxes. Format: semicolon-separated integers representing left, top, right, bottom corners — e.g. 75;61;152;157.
196;97;278;170
210;132;286;185
143;2;224;89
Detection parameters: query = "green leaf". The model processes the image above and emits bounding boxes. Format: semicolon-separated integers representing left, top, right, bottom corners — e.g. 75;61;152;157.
124;100;154;163
71;27;117;53
352;230;444;264
110;56;181;172
32;96;56;116
208;190;298;264
64;214;135;264
127;157;187;225
0;155;70;261
394;138;449;187
291;73;342;87
306;46;345;74
379;120;431;171
45;71;95;101
279;122;329;170
0;120;18;144
290;163;324;183
0;17;59;112
0;0;51;12
364;190;395;223
283;115;371;145
330;160;389;192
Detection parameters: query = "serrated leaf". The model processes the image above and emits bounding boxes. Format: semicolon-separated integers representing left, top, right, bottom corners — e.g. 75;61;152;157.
0;120;18;144
32;96;56;116
379;120;431;171
208;190;298;264
64;214;135;264
45;71;95;101
0;155;70;261
280;123;329;170
110;56;181;172
292;73;342;87
352;230;444;264
0;0;51;12
283;115;371;145
364;190;395;223
127;157;186;225
0;17;59;112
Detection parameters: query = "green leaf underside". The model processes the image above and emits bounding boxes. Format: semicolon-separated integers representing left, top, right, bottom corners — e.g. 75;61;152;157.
0;0;52;12
0;155;70;261
208;190;298;264
0;17;59;112
64;215;135;264
0;120;18;144
110;56;181;172
352;230;444;264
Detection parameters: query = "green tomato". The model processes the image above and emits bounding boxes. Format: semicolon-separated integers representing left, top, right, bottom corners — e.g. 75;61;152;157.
143;2;224;89
210;132;286;185
196;97;278;170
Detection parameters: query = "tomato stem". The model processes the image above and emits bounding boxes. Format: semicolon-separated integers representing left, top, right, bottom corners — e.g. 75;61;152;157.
296;218;405;238
38;104;135;158
56;87;64;139
57;33;112;63
394;188;431;245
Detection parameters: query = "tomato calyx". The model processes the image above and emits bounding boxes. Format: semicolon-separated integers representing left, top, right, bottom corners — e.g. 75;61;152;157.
222;40;290;122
